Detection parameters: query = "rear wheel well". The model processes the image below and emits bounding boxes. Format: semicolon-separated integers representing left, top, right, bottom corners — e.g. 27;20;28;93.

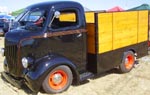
128;49;136;54
128;49;137;59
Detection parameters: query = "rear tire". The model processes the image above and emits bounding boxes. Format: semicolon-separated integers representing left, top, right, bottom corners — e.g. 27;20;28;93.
42;65;73;94
119;51;135;73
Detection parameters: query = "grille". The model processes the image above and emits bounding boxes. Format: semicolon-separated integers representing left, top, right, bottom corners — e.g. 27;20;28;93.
5;45;18;73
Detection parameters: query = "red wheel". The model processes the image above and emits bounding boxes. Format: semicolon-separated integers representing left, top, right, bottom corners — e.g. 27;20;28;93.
42;65;73;94
124;54;134;70
48;70;68;90
119;51;135;73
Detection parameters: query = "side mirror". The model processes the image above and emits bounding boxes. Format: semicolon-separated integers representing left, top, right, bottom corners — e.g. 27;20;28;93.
49;11;60;27
54;11;60;18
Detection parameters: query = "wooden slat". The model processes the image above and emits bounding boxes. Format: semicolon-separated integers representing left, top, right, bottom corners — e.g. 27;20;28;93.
98;13;113;53
87;23;95;54
85;12;95;23
138;11;148;43
113;11;138;50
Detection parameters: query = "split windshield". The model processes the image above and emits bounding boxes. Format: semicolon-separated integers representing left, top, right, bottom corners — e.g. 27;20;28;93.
20;10;45;22
14;10;46;30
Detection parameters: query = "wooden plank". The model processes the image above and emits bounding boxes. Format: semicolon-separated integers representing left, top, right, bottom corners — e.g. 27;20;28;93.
87;23;96;54
98;13;113;53
85;12;95;23
138;11;148;43
113;11;138;50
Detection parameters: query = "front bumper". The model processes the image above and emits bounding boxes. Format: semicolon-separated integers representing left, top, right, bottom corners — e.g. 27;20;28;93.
2;61;40;93
1;72;23;88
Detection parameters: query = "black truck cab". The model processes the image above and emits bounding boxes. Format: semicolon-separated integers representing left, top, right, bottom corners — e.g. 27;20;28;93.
3;1;87;94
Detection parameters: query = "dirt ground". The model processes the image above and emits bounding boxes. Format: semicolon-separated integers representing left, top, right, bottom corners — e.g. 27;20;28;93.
0;37;150;95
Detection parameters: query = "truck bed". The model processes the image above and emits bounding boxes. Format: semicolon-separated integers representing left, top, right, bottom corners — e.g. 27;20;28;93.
85;10;148;73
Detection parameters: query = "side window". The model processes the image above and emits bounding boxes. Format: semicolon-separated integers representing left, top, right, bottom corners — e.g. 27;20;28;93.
51;9;79;30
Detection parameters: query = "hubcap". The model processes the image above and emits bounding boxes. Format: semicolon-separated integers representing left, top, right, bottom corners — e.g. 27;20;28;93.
125;54;134;69
53;73;63;85
125;58;129;64
48;70;68;90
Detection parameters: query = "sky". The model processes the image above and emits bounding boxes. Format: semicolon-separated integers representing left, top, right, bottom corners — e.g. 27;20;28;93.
0;0;150;12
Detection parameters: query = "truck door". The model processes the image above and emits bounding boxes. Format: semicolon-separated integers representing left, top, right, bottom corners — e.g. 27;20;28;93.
48;8;87;72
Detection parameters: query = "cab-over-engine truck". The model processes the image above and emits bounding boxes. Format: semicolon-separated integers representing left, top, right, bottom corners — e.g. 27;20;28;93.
1;1;149;94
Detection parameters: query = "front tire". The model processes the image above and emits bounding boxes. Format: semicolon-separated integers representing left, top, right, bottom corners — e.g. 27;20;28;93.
119;51;135;73
42;65;73;94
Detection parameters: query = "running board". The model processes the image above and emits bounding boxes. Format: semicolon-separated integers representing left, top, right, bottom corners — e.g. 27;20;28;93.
80;72;94;81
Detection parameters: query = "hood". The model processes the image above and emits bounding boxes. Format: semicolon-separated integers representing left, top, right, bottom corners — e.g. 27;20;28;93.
5;28;43;46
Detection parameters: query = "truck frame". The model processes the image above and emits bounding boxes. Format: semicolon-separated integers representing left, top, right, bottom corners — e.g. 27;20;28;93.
1;1;149;94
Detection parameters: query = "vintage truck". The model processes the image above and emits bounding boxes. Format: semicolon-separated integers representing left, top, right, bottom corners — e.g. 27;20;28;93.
1;1;149;94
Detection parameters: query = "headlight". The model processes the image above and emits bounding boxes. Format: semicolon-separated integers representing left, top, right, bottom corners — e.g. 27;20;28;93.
22;57;28;68
0;48;5;56
22;57;34;68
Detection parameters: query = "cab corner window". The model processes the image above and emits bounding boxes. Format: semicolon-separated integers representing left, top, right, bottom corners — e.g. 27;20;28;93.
51;9;79;30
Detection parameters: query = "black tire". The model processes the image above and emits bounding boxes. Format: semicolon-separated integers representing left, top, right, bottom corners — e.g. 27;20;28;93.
119;51;135;73
42;65;73;94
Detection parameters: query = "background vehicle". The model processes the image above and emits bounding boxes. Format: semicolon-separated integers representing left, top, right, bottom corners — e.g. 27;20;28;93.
1;1;149;94
0;14;14;36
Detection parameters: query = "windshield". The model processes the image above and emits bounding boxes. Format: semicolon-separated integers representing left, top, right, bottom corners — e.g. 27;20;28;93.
20;10;45;22
14;10;47;31
15;9;27;22
15;12;26;22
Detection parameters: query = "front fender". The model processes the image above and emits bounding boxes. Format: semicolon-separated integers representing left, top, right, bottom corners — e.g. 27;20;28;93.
24;55;79;92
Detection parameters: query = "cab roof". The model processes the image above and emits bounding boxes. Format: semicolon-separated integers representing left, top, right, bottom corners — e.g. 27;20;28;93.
26;1;84;11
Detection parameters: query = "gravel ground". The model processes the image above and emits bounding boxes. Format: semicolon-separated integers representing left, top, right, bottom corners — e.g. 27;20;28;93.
0;37;150;95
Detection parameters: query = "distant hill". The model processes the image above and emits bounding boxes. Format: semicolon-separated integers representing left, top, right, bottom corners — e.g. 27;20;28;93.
11;8;24;16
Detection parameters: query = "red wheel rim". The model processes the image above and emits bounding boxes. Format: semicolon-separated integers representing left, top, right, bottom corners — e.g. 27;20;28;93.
48;70;68;90
125;54;134;70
